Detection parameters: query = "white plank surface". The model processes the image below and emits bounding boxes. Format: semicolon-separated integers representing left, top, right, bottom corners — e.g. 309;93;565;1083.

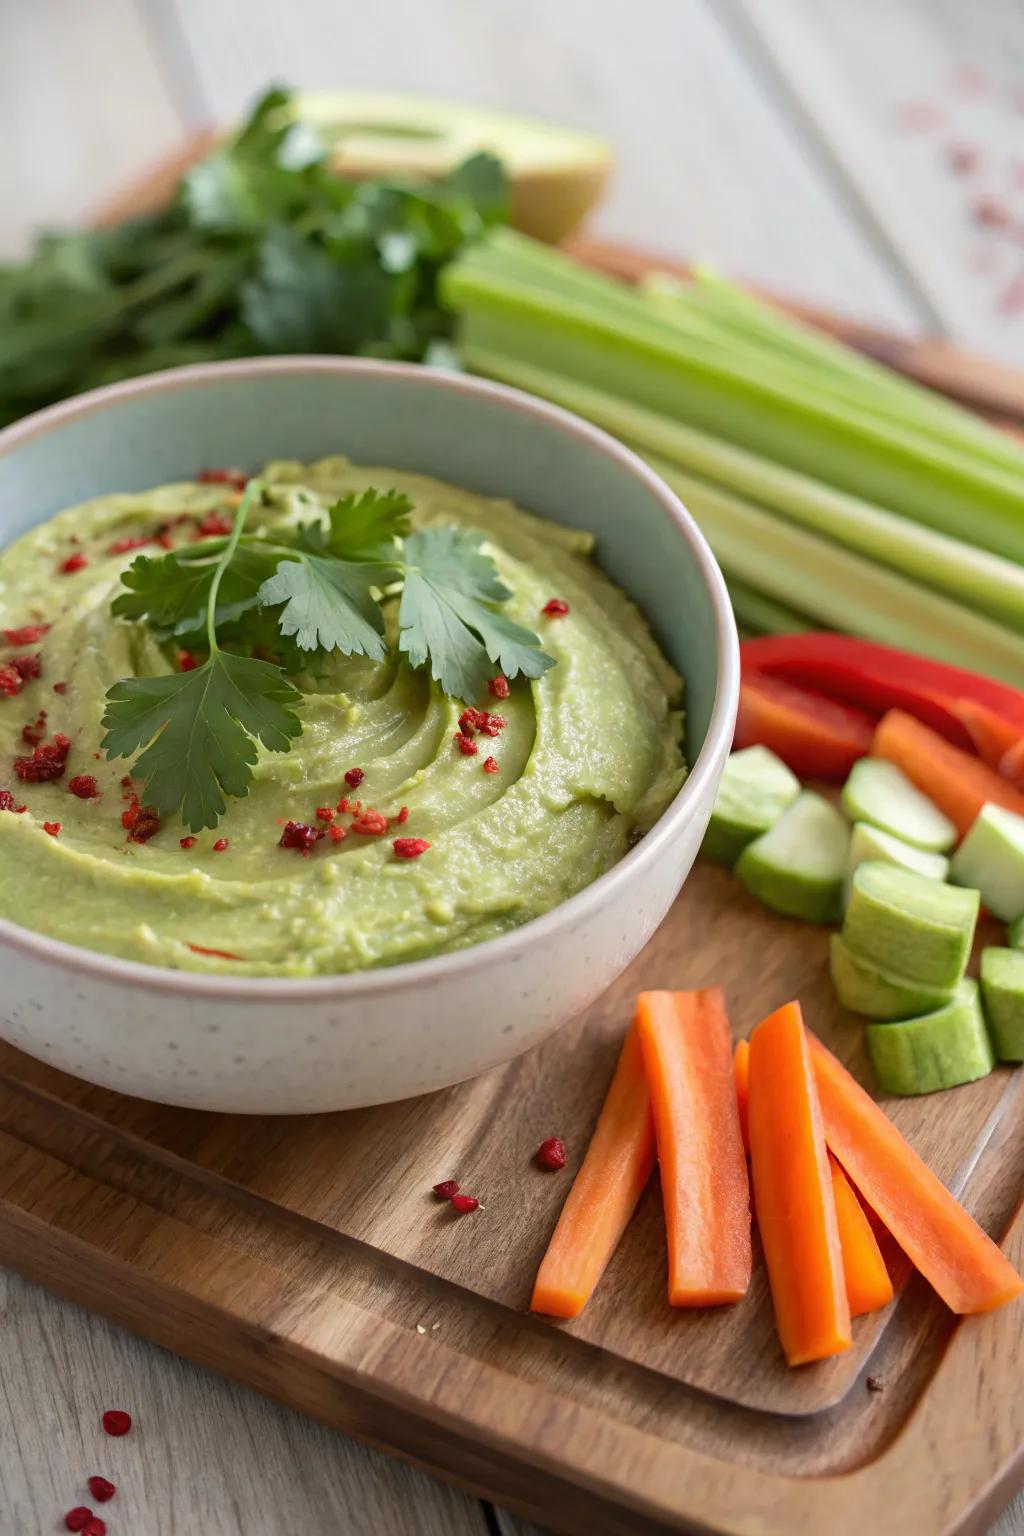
0;1267;489;1536
1;2;1023;1533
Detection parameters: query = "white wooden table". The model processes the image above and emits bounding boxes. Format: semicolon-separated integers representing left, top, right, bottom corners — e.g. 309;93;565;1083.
1;3;1023;1532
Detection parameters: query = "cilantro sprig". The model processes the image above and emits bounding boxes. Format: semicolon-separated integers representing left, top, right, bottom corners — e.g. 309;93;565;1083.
103;480;555;830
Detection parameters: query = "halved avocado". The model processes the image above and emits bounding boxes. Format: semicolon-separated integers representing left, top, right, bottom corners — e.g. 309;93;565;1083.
294;91;612;243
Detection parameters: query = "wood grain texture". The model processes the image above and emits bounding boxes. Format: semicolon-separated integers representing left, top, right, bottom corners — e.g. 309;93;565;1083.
0;1267;489;1536
0;0;185;259
0;859;1022;1535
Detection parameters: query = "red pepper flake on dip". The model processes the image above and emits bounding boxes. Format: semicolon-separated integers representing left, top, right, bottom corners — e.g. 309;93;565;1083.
0;459;685;976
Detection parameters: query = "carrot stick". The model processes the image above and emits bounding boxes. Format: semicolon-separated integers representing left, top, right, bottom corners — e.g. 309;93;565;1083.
636;989;751;1306
810;1034;1024;1314
531;1025;655;1318
748;1002;851;1365
874;709;1024;838
734;1038;750;1154
829;1153;894;1317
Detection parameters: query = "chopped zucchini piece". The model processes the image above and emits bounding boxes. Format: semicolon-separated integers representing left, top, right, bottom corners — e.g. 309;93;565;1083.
980;947;1024;1061
829;934;953;1022
866;981;994;1095
735;790;849;923
842;860;979;990
702;745;801;865
950;803;1024;923
841;758;956;852
845;821;950;906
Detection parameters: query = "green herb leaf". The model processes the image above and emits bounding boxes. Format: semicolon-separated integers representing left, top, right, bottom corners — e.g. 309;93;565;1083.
258;554;395;658
112;541;280;640
398;527;555;700
102;651;302;831
299;487;413;562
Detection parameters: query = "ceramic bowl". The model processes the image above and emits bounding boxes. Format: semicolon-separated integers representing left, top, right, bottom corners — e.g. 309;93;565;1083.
0;359;738;1113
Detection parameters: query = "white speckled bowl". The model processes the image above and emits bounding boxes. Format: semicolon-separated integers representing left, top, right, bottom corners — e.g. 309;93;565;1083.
0;359;738;1113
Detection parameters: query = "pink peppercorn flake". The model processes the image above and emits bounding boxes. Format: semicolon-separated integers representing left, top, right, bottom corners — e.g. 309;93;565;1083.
193;512;237;540
102;1409;131;1437
482;756;499;775
973;194;1012;229
213;837;229;852
478;712;505;737
178;648;199;672
59;552;89;575
487;675;510;699
87;1479;115;1504
64;1510;92;1532
455;733;478;756
315;805;335;822
279;821;323;855
344;766;365;788
396;805;409;824
0;790;14;812
53;681;68;695
196;467;248;490
3;624;49;647
180;835;198;850
12;653;41;682
393;836;430;860
0;664;24;698
108;535;153;556
542;597;569;618
15;732;70;783
327;824;347;843
450;1194;479;1214
83;1520;106;1536
68;774;98;799
536;1137;567;1171
433;1179;460;1200
351;808;389;836
128;807;161;844
458;707;483;736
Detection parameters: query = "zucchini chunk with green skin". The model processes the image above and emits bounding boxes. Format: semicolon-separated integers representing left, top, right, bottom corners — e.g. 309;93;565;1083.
841;758;957;853
866;981;995;1096
950;803;1024;923
735;790;849;923
844;821;950;907
830;934;954;1022
842;861;979;991
980;948;1024;1061
702;745;800;865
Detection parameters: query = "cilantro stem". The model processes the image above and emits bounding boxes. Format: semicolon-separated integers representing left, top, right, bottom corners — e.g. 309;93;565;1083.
206;480;262;651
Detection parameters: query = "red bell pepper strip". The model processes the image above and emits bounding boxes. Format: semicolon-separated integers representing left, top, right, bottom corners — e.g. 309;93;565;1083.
740;634;1024;753
736;673;874;780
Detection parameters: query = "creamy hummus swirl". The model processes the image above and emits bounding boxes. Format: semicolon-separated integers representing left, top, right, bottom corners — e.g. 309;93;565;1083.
0;458;685;975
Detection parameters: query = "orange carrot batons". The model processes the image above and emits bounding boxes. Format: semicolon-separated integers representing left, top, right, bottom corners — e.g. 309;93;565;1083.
636;989;751;1306
829;1154;894;1317
810;1034;1024;1315
873;709;1024;838
734;1038;750;1154
531;1025;655;1318
748;1002;851;1365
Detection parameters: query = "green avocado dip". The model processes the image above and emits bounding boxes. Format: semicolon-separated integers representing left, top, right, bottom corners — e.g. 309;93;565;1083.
0;458;685;975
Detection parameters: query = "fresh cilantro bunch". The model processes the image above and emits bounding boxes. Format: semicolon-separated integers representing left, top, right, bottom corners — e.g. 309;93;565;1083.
0;87;506;427
102;481;555;830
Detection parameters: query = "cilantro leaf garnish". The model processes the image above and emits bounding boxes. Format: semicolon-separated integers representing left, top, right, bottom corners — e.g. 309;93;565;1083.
102;483;302;830
300;487;413;562
398;527;555;700
258;554;396;659
112;541;279;640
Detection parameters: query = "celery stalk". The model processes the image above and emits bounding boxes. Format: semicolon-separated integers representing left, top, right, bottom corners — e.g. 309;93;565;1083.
444;254;1024;561
460;349;1024;633
725;578;816;636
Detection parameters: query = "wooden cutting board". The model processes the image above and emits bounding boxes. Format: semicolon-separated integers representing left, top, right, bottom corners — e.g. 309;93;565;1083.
1;142;1023;1536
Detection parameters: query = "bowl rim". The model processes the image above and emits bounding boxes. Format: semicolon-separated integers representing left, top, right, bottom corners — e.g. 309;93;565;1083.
0;355;739;999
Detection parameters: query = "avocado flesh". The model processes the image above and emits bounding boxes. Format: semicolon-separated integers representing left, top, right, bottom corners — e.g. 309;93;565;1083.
295;91;612;242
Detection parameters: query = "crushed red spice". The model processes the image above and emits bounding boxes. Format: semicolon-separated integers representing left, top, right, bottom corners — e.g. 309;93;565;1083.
68;774;99;799
64;1510;92;1533
87;1478;115;1504
351;808;389;836
194;511;236;539
327;823;347;843
178;648;199;672
101;1409;132;1436
129;809;161;843
21;710;47;745
315;805;335;822
279;821;323;855
487;674;510;699
542;597;569;617
344;766;365;788
948;141;981;175
3;624;49;647
108;534;153;556
0;791;15;812
180;835;198;850
0;663;24;698
973;194;1012;228
154;522;177;550
478;713;505;737
58;553;89;575
483;756;499;774
433;1179;460;1200
450;1194;479;1214
196;467;248;490
454;732;478;756
393;836;430;859
83;1520;106;1536
10;653;42;685
42;821;61;838
213;837;229;852
536;1137;567;1171
395;805;409;824
15;732;70;783
188;943;244;961
53;681;68;695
